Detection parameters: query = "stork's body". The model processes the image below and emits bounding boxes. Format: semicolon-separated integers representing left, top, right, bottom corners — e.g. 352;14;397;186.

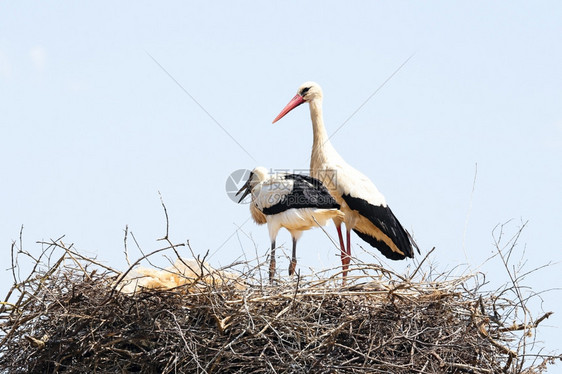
237;167;343;281
273;82;418;280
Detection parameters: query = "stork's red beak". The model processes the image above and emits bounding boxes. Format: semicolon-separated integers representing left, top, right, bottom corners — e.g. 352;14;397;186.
272;94;305;123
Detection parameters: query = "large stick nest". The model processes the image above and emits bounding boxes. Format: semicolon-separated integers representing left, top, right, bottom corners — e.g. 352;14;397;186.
0;236;559;373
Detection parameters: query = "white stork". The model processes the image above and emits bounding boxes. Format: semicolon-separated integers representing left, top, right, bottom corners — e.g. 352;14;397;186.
272;82;418;280
237;167;344;281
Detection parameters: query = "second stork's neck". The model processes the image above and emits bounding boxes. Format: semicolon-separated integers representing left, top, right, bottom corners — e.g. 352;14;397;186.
309;99;331;156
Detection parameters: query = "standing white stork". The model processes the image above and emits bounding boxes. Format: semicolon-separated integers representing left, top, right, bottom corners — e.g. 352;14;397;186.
272;82;418;280
236;167;344;281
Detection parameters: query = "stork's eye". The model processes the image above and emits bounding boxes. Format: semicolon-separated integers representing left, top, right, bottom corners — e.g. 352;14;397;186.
300;87;311;96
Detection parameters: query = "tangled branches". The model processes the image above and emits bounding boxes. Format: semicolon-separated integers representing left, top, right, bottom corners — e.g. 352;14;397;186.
0;229;559;373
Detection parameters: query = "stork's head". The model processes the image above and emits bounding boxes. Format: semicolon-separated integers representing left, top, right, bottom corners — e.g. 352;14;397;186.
272;82;323;124
235;167;269;203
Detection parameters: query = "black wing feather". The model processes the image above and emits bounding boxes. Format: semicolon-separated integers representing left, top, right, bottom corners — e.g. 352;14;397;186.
262;174;340;215
342;194;416;259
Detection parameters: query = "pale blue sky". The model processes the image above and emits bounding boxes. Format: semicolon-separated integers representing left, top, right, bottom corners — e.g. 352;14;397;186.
1;1;561;359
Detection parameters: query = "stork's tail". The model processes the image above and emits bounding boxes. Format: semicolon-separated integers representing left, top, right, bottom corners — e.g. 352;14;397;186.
405;229;420;255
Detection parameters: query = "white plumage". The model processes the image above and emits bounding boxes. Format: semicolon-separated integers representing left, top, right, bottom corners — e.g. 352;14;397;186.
237;167;343;281
273;82;418;281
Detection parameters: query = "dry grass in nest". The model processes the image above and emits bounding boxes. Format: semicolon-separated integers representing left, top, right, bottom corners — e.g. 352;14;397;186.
0;223;560;373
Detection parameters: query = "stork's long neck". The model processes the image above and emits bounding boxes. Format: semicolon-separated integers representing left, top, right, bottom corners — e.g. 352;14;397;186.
309;99;331;170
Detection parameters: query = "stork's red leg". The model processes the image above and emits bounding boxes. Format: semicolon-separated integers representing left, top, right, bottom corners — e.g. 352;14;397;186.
346;228;352;265
289;237;297;276
336;224;347;277
342;228;352;284
269;241;276;283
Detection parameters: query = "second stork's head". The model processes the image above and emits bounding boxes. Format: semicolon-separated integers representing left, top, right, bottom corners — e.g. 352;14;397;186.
235;167;269;203
272;82;323;124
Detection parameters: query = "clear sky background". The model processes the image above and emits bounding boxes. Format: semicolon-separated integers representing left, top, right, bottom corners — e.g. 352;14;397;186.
1;1;561;361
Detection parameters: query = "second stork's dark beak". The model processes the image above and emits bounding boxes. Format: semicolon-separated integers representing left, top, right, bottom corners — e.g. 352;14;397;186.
235;172;254;203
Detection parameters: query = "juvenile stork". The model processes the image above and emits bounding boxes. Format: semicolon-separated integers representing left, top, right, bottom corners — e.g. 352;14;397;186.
273;82;418;280
237;167;343;281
